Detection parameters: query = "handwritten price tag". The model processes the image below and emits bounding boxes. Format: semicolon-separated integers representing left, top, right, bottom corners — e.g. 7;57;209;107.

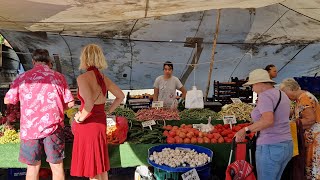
152;101;164;108
223;115;237;125
231;98;242;103
106;116;116;127
181;169;200;180
142;120;156;130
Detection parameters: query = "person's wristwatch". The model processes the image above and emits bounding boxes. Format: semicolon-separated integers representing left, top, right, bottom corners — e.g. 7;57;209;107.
245;127;251;134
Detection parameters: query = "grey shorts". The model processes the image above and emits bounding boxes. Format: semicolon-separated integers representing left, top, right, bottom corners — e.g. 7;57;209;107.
19;128;65;165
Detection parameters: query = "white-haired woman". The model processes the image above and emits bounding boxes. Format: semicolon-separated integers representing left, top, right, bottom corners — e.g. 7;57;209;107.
280;78;320;180
235;69;292;180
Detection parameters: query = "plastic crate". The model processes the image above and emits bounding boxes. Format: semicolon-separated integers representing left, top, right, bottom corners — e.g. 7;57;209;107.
154;167;179;180
154;166;212;180
7;168;26;180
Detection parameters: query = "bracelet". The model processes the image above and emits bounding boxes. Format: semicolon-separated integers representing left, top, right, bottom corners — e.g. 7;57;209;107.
75;117;84;123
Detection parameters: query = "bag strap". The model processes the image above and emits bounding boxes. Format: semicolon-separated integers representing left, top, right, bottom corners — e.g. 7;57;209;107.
274;90;282;112
255;90;282;140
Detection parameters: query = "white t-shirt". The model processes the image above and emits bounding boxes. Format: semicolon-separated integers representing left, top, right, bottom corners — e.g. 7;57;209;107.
154;75;183;108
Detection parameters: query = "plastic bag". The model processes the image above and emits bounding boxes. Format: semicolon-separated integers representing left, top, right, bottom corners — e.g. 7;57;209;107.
185;86;204;109
107;116;129;144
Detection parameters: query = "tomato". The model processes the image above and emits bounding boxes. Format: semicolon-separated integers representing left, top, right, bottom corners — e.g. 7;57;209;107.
198;132;204;138
179;132;186;139
212;129;219;133
166;125;173;131
163;130;169;137
232;126;242;132
227;133;234;139
216;124;223;129
211;138;217;143
224;124;231;129
197;138;204;144
181;124;186;128
167;137;175;144
203;137;210;143
186;132;194;139
184;138;191;144
168;131;176;138
203;132;208;138
193;129;200;136
212;133;221;139
225;138;233;143
218;137;224;143
172;126;179;130
207;134;214;139
221;130;229;137
181;128;188;133
176;137;183;144
191;137;197;144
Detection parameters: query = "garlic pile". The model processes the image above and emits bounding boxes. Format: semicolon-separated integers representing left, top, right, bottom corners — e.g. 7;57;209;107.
149;148;210;168
200;117;213;133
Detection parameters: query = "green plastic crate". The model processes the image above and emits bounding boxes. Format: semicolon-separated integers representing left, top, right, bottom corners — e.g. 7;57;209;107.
154;167;179;180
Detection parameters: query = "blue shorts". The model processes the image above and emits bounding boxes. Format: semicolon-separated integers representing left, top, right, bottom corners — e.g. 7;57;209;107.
19;128;65;165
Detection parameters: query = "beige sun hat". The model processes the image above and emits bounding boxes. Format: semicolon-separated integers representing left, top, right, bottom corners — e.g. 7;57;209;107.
243;69;275;87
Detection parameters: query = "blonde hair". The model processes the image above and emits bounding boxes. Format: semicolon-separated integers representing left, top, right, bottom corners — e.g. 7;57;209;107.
79;44;108;70
280;78;301;91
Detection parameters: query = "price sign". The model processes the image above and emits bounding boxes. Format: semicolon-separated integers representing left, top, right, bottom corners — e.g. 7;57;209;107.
231;98;242;103
106;115;116;127
152;101;164;108
181;169;200;180
142;120;156;130
223;115;237;125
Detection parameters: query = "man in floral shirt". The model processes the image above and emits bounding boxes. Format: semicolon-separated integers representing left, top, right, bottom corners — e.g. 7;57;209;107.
4;49;74;180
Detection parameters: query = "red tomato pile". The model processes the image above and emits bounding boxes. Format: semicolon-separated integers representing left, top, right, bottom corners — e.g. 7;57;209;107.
163;123;254;144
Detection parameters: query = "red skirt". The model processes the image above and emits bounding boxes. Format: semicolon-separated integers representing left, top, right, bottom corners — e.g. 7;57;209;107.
70;104;109;178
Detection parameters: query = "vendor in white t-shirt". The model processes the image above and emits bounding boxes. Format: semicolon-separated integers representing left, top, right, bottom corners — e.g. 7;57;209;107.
153;61;187;108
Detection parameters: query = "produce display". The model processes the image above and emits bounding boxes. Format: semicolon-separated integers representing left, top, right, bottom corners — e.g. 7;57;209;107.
163;123;253;144
65;108;78;120
106;117;129;144
129;93;153;99
218;103;254;121
0;128;20;144
0;104;20;124
136;109;180;121
149;147;210;168
112;107;136;120
179;109;219;121
128;120;166;144
65;107;78;125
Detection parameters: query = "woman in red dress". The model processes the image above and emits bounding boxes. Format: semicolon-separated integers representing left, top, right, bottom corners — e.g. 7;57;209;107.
71;44;125;180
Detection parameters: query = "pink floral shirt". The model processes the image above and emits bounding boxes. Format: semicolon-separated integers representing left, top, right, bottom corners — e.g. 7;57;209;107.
5;64;74;140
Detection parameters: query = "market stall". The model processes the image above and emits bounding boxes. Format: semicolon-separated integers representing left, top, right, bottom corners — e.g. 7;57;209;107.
0;102;255;179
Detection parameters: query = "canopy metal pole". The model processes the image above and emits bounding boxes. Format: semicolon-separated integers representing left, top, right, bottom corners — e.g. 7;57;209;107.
205;9;221;100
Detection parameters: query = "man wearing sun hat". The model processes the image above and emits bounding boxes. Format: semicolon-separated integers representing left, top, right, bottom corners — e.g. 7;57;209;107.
235;69;293;180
